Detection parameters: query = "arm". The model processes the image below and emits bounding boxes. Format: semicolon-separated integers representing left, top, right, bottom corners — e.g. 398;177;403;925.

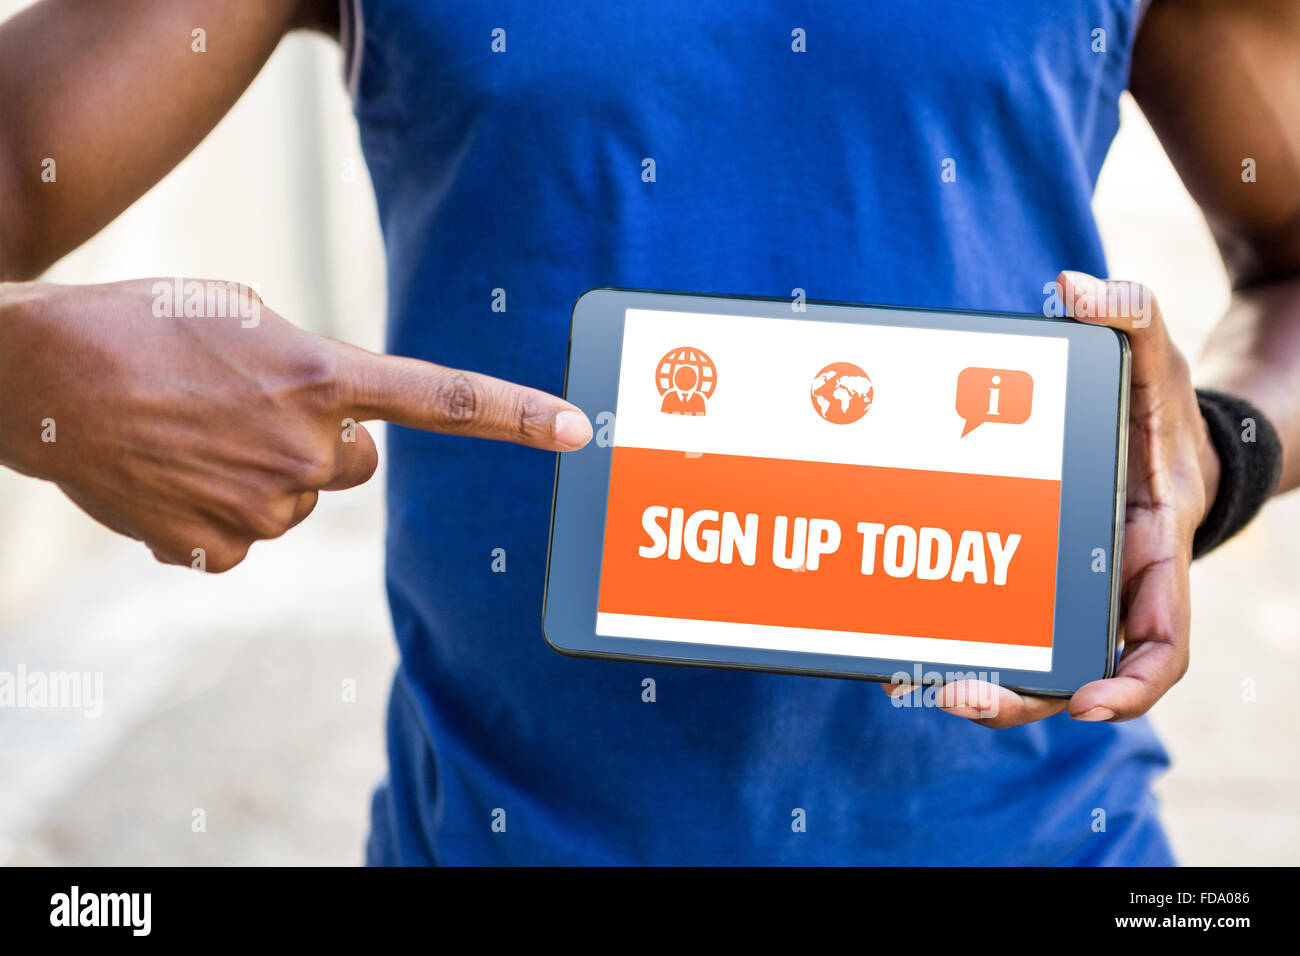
0;0;591;573
0;0;337;279
1132;0;1300;494
898;0;1300;726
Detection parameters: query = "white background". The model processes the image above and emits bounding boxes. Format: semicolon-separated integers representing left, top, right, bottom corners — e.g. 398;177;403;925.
615;309;1069;481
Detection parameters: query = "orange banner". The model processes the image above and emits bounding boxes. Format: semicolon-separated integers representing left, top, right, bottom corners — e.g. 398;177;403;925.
598;447;1060;648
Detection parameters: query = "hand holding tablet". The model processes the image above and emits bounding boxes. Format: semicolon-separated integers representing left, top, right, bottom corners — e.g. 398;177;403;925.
546;277;1200;719
926;271;1207;727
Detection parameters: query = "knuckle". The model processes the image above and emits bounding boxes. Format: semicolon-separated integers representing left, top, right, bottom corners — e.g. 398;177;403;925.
296;490;321;520
145;530;198;567
238;496;296;540
435;371;479;426
1144;610;1183;648
206;542;251;574
286;445;336;489
1141;619;1171;646
514;390;549;440
149;543;187;567
294;349;343;409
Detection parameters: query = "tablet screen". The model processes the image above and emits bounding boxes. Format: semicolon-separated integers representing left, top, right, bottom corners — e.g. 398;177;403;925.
595;307;1069;672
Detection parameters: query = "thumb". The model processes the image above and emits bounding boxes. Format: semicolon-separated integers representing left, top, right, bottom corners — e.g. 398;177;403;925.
1058;270;1170;385
337;346;592;451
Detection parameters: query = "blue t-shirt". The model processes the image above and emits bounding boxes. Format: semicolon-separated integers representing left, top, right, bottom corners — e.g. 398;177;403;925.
348;0;1173;865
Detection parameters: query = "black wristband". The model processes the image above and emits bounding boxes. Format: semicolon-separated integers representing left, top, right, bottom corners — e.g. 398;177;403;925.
1193;388;1283;558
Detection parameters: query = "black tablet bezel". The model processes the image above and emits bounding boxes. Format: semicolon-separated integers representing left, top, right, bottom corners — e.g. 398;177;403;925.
544;289;1128;697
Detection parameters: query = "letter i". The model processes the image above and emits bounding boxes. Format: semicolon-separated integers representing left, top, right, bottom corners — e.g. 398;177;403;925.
987;375;1001;415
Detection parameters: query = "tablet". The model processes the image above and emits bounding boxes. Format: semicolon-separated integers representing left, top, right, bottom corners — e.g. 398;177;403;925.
544;289;1128;697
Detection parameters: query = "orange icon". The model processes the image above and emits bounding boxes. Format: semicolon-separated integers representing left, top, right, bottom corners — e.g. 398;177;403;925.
810;362;873;424
956;367;1033;436
656;346;716;416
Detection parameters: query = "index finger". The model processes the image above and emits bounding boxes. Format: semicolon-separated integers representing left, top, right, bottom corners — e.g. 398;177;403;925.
338;348;593;451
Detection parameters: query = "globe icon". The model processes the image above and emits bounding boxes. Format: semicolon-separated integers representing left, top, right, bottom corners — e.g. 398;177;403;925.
810;362;873;424
656;346;716;416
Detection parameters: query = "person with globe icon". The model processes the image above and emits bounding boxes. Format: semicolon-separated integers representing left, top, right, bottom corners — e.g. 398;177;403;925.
656;346;716;416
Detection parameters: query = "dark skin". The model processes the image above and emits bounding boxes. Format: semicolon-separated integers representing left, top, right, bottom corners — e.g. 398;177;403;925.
886;0;1300;726
0;0;1297;724
0;0;593;574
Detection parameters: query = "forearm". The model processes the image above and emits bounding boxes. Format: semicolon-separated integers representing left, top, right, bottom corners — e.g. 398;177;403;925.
1130;1;1300;502
0;0;315;280
1197;276;1300;496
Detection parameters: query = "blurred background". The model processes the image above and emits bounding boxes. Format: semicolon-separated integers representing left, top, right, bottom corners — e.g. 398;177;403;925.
0;10;1296;866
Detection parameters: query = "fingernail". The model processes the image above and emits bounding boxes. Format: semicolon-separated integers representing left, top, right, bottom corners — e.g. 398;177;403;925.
553;409;592;449
940;705;985;719
1073;706;1115;722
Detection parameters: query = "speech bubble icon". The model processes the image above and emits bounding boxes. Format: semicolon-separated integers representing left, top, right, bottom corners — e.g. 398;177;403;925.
956;367;1033;437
